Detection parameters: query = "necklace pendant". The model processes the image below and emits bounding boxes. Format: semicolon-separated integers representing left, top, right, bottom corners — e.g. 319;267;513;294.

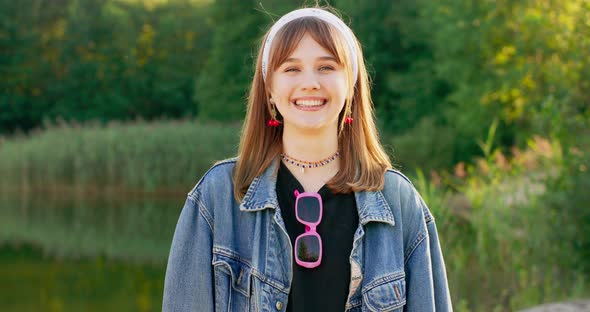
300;167;305;174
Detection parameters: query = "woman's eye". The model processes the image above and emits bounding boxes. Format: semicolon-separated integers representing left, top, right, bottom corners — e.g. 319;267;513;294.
285;67;299;72
319;66;335;71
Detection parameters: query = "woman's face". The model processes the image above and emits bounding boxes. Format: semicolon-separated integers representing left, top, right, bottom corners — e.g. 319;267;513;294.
269;33;348;132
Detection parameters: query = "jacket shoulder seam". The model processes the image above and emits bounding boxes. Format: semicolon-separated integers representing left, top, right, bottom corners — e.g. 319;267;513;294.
385;169;435;224
404;230;427;265
385;169;413;186
422;205;434;224
187;195;214;232
187;157;237;199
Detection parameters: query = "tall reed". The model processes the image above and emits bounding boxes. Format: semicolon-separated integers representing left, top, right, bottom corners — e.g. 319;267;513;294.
0;118;241;193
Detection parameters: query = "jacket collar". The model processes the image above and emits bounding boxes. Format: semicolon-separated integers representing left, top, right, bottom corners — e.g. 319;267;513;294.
239;157;281;212
239;157;395;226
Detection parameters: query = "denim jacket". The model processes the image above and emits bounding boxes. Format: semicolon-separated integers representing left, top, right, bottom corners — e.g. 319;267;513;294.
163;157;452;311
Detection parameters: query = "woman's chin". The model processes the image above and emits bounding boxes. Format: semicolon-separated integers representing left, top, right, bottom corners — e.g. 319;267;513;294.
283;119;338;133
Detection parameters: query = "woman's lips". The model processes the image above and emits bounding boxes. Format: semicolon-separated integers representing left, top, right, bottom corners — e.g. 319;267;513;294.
291;98;327;111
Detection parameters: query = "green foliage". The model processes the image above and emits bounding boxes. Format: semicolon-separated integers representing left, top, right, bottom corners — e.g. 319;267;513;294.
194;0;303;120
194;0;262;120
348;0;590;172
411;134;590;311
337;0;448;131
416;0;590;166
2;0;589;175
542;142;590;277
0;118;241;192
0;0;212;134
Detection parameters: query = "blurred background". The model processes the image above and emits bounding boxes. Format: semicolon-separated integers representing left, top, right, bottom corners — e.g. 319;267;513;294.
0;0;589;311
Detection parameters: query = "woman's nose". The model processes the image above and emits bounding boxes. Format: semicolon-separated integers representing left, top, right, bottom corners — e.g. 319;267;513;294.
300;70;321;90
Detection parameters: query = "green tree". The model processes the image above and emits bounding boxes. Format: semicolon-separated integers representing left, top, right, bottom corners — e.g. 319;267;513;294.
336;0;448;132
194;0;265;121
422;0;590;161
194;0;306;121
0;0;212;134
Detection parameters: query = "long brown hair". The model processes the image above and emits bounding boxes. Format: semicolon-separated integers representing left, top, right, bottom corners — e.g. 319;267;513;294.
233;8;392;202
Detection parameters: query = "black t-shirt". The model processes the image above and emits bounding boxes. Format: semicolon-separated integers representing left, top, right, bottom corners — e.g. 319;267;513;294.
276;161;359;312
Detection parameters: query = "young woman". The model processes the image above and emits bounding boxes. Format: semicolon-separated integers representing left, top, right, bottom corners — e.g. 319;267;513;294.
163;7;452;312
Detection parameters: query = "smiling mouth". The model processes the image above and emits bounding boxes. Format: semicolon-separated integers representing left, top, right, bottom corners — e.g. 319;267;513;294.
292;99;327;107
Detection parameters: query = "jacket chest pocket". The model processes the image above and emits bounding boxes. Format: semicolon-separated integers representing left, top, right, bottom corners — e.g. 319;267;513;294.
213;253;258;312
362;272;406;312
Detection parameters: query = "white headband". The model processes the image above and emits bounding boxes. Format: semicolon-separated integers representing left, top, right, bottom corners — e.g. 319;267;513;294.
261;8;359;84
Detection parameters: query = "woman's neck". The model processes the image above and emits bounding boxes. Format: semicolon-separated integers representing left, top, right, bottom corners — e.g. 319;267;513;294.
281;123;339;161
280;123;340;193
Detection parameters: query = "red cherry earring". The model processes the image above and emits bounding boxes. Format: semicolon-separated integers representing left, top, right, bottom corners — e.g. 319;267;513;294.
344;105;353;124
268;98;281;127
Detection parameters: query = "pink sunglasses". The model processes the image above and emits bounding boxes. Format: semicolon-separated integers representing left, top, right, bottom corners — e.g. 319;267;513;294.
293;190;323;268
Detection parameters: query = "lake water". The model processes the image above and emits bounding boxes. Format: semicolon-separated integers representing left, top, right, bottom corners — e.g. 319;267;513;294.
0;190;185;311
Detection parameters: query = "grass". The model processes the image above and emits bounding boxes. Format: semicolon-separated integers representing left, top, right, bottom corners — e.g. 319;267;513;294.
0;118;241;193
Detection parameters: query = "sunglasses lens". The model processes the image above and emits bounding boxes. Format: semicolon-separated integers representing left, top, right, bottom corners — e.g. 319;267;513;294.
297;196;321;223
295;235;320;262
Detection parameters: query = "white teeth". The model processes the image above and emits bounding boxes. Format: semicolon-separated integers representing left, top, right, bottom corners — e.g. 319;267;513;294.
294;99;325;106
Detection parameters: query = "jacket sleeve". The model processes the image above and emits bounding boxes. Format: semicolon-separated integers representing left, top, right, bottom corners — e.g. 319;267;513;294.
404;192;453;311
162;195;214;311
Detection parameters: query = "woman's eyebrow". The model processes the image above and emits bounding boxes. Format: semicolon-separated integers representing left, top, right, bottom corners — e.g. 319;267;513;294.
317;56;338;62
283;56;338;63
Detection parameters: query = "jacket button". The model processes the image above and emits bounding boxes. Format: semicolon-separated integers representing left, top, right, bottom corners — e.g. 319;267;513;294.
275;301;283;310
